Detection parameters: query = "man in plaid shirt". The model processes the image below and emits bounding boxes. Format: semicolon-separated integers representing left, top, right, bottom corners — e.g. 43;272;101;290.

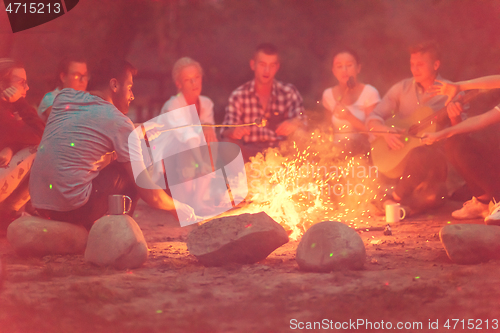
221;43;305;161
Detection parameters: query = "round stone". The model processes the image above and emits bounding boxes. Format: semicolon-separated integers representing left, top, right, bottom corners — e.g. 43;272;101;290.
296;221;366;272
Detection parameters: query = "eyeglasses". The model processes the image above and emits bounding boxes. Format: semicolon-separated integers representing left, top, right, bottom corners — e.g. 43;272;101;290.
70;72;90;82
11;75;28;88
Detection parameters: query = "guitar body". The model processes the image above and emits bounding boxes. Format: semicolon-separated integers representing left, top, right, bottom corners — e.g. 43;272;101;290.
370;106;437;178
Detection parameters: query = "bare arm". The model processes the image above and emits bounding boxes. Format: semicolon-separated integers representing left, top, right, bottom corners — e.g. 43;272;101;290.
341;102;378;133
422;107;500;144
121;161;197;221
345;113;366;132
363;103;377;118
366;118;404;150
430;76;500;106
456;75;500;91
122;161;176;210
42;106;52;122
333;105;367;132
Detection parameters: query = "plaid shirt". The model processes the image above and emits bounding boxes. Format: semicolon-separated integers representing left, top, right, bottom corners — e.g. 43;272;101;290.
222;79;305;143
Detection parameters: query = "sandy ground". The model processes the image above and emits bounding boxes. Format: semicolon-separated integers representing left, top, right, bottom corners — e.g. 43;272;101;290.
1;199;500;333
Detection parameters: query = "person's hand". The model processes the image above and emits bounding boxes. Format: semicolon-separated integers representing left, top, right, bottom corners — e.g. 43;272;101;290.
421;131;448;145
0;147;13;167
224;127;251;140
203;127;218;142
0;86;19;103
447;101;463;119
174;200;197;223
428;80;460;106
143;122;164;141
333;105;351;120
276;118;301;136
198;161;213;175
383;127;405;150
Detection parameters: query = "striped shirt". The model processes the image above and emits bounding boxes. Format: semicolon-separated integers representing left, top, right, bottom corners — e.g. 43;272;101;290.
222;79;305;143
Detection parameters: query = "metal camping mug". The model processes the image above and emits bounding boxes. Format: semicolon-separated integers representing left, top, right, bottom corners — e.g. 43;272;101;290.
108;195;132;215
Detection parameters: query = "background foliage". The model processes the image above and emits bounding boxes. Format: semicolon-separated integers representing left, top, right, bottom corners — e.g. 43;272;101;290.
1;0;500;122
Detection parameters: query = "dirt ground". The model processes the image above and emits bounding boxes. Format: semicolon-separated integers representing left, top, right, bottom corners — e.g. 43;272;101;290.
1;199;500;333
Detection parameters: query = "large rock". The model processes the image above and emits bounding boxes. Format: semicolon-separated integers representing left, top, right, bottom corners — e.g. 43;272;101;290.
440;224;500;264
187;212;289;266
7;216;88;257
85;215;148;270
296;221;366;272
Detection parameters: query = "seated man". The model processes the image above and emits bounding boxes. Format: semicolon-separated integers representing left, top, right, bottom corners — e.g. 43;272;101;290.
366;41;455;214
221;43;306;162
423;75;500;222
37;56;89;122
29;59;196;230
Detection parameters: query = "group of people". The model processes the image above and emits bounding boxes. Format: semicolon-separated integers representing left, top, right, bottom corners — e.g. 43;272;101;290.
1;40;500;234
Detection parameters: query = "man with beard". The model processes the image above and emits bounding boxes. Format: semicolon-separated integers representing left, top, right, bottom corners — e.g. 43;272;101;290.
30;59;196;229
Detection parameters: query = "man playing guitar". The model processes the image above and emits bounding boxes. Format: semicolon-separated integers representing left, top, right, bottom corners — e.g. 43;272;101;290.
366;41;457;214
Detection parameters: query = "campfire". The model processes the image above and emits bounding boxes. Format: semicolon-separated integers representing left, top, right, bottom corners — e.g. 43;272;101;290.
223;127;388;241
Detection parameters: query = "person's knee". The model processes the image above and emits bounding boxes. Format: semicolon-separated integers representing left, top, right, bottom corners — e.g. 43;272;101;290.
444;134;468;159
407;146;430;162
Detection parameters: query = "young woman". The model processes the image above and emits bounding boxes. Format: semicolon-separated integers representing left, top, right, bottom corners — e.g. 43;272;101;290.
322;50;380;155
0;59;45;231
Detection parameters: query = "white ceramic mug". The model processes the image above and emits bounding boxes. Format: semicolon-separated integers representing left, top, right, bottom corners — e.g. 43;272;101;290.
385;203;406;223
108;194;132;215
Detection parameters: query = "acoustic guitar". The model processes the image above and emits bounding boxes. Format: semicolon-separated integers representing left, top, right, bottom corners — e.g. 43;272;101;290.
370;90;480;178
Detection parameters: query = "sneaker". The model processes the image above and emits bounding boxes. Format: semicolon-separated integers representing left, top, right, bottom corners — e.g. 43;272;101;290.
485;200;500;226
452;197;489;220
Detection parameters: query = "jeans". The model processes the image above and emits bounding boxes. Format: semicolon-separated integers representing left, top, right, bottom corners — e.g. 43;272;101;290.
38;161;139;230
445;134;500;202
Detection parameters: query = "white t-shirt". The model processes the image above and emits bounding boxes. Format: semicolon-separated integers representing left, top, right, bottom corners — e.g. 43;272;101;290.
37;87;61;121
160;92;214;146
322;84;380;138
162;92;214;124
30;88;142;211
